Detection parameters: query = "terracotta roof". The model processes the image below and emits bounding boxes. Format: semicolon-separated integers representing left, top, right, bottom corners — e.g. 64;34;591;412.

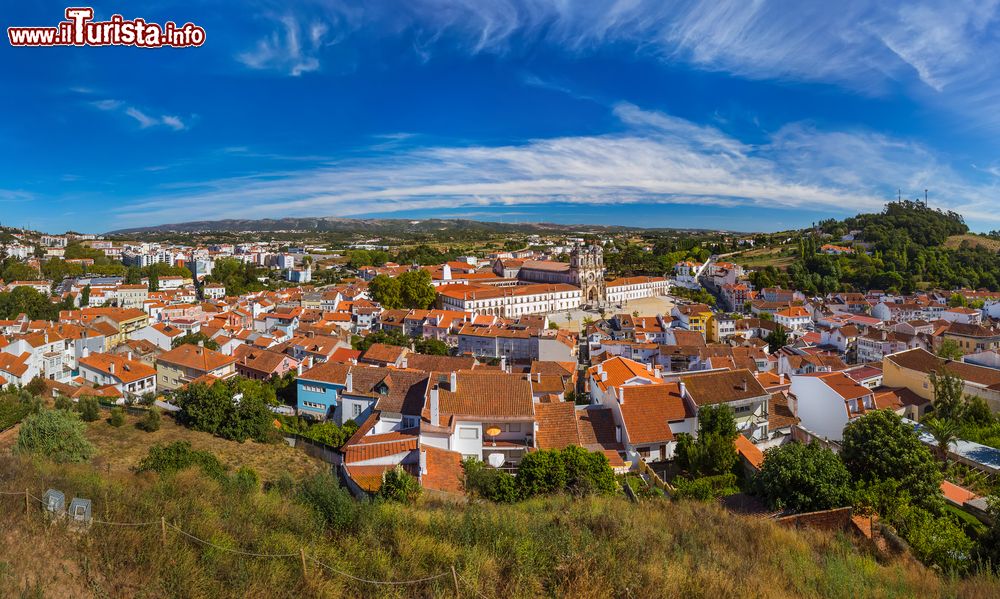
587;356;663;393
574;407;622;451
767;392;800;430
425;371;534;420
533;402;581;449
361;343;408;364
941;480;978;505
680;369;767;406
872;386;929;411
405;354;477;373
420;446;464;494
233;346;295;375
343;438;419;464
157;344;236;373
79;353;156;383
619;383;691;444
734;434;764;470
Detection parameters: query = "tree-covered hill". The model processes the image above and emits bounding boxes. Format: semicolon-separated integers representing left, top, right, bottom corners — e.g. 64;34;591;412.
750;202;1000;294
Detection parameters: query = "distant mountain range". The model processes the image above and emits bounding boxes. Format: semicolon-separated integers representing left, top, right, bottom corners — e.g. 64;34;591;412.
107;216;723;236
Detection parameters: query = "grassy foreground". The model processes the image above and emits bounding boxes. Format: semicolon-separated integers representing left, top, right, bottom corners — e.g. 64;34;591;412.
1;455;999;598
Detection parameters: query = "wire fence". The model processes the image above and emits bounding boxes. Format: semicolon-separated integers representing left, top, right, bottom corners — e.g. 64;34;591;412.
2;487;493;597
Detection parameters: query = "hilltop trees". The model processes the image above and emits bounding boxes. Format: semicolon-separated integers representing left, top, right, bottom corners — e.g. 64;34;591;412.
368;270;436;310
754;442;853;512
173;377;279;443
776;202;1000;292
674;405;738;477
840;410;943;513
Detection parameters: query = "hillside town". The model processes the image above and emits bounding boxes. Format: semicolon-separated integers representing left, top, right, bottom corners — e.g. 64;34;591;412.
2;220;999;503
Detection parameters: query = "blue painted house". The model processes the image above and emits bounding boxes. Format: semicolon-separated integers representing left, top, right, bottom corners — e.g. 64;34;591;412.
296;362;382;425
296;363;349;422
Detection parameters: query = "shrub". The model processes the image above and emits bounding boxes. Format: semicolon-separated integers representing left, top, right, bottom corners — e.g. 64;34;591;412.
673;473;739;501
269;471;297;496
135;440;226;480
0;391;39;430
841;410;943;513
136;408;161;432
753;442;853;512
895;504;973;574
462;458;520;503
77;397;101;422
298;419;358;448
15;409;95;463
24;376;47;396
297;473;359;531
465;446;616;503
378;466;421;503
174;377;278;443
229;466;260;495
53;395;73;411
109;407;125;427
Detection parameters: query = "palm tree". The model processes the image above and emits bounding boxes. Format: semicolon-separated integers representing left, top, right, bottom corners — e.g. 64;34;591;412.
922;417;958;467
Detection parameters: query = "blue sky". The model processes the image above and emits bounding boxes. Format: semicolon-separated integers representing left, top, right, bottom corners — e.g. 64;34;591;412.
3;1;1000;234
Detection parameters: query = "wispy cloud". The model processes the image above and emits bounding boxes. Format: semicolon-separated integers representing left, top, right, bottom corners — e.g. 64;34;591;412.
247;1;1000;125
110;102;1000;228
90;99;188;131
238;13;339;76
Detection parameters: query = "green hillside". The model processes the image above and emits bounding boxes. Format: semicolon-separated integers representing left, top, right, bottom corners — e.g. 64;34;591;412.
2;453;998;599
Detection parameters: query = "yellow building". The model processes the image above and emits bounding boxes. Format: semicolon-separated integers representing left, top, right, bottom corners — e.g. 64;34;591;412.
883;348;1000;413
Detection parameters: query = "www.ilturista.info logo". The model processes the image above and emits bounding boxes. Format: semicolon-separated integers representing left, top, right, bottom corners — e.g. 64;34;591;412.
8;7;205;47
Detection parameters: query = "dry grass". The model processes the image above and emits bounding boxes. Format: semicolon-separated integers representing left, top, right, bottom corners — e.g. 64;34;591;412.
735;246;796;269
83;412;325;481
945;234;1000;252
0;453;998;598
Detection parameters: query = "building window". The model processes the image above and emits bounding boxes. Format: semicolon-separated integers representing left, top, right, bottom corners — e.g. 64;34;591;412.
352;404;362;418
458;427;479;440
301;384;325;393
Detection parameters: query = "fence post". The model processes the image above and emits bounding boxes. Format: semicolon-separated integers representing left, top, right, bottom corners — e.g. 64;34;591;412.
24;489;29;514
300;547;308;580
451;565;460;597
161;516;167;544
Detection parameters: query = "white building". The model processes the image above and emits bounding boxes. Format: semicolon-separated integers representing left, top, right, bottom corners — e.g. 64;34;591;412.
789;371;875;442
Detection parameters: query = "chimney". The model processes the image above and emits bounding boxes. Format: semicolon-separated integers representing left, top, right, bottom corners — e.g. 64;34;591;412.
400;356;408;369
600;370;608;382
679;381;687;399
778;373;785;385
740;379;748;392
82;347;90;359
346;369;353;393
500;355;507;372
198;340;204;348
450;371;457;391
430;387;440;427
419;450;428;475
108;362;115;375
654;366;662;379
127;351;133;362
617;386;625;404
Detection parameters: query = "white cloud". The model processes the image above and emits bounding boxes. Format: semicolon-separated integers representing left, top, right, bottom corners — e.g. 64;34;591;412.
246;1;1000;126
237;14;335;76
90;100;188;131
110;103;1000;228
